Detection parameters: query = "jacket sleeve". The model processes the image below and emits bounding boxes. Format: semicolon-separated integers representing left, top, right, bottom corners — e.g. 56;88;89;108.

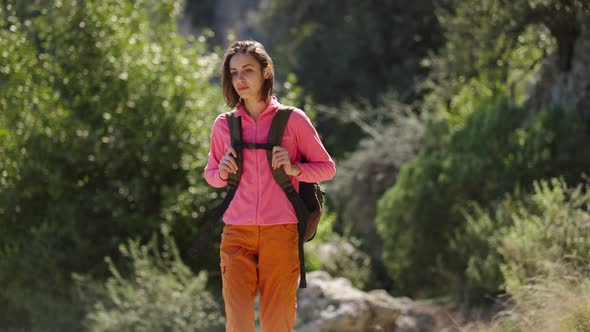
290;109;336;183
204;115;229;188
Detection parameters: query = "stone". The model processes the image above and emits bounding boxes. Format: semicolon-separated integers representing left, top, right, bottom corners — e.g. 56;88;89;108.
295;271;406;332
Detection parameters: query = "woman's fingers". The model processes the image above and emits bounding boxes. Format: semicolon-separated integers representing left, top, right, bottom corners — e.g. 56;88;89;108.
227;154;238;172
220;147;239;173
272;146;290;169
271;147;279;169
227;146;237;159
220;159;235;173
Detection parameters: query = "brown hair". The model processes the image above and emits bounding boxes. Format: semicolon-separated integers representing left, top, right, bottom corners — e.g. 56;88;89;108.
221;40;274;108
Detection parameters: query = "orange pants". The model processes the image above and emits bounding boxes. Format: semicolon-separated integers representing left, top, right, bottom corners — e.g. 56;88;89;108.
220;224;300;332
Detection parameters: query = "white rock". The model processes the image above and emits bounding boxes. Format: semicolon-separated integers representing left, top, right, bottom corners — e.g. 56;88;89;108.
295;271;402;332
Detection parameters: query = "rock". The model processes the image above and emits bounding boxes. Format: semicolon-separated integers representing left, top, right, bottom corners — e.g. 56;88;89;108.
294;271;482;331
394;312;436;332
295;271;406;332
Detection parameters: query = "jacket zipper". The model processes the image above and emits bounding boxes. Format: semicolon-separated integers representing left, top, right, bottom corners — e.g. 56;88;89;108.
254;119;260;225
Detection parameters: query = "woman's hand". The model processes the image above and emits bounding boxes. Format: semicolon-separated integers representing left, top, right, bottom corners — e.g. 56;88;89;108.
272;146;301;176
219;147;238;180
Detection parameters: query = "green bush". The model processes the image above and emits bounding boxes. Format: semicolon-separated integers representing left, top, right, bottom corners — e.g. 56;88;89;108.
452;178;590;298
450;199;514;298
0;0;223;329
499;179;590;294
450;179;590;331
489;263;590;332
377;95;590;296
78;225;224;332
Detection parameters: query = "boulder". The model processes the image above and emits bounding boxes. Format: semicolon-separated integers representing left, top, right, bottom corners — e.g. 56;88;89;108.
295;271;409;332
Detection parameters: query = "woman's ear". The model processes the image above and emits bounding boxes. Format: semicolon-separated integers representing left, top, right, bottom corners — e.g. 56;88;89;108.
264;65;273;79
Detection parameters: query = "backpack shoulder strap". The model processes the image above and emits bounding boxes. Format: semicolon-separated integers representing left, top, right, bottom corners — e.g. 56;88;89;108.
266;106;295;191
267;106;294;146
226;111;242;188
187;110;242;258
266;106;310;288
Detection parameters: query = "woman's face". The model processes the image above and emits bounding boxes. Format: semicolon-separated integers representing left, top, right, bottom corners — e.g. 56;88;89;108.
229;52;269;102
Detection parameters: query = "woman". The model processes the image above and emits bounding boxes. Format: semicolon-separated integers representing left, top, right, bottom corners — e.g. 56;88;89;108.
204;40;336;331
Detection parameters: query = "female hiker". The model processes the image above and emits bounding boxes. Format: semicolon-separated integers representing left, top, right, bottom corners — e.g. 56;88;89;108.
204;40;336;332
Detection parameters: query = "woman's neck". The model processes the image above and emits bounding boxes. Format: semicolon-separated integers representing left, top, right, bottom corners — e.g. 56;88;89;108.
243;98;267;121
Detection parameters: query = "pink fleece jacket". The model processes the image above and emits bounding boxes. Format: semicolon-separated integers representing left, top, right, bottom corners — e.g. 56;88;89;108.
204;96;336;225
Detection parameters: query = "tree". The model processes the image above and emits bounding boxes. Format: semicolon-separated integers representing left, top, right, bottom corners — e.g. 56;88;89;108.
253;0;443;106
250;0;443;156
424;0;589;116
0;0;224;329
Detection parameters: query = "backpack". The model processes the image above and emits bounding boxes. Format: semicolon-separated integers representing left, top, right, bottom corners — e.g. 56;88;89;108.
222;105;325;287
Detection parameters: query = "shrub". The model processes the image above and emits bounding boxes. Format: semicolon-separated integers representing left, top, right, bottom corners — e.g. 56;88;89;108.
489;264;590;332
499;179;590;294
78;225;224;332
450;199;514;298
377;95;590;295
453;178;590;298
455;179;590;330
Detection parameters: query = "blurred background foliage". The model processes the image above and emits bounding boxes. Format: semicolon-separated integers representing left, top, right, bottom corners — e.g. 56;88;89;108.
1;0;590;330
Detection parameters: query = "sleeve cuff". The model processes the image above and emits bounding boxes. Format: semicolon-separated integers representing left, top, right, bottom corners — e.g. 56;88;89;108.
219;171;228;181
212;170;228;187
219;172;228;182
293;162;305;181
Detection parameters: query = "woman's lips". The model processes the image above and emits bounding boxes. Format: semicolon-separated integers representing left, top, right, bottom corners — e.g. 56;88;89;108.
238;86;248;91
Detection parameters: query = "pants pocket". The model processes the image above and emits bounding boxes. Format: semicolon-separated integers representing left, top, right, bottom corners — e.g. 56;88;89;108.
279;223;298;235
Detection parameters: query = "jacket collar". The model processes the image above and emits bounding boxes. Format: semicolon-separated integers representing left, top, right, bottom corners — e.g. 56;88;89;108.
234;96;280;119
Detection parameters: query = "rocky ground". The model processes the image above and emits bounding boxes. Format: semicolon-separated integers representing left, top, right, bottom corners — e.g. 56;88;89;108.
294;271;505;332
